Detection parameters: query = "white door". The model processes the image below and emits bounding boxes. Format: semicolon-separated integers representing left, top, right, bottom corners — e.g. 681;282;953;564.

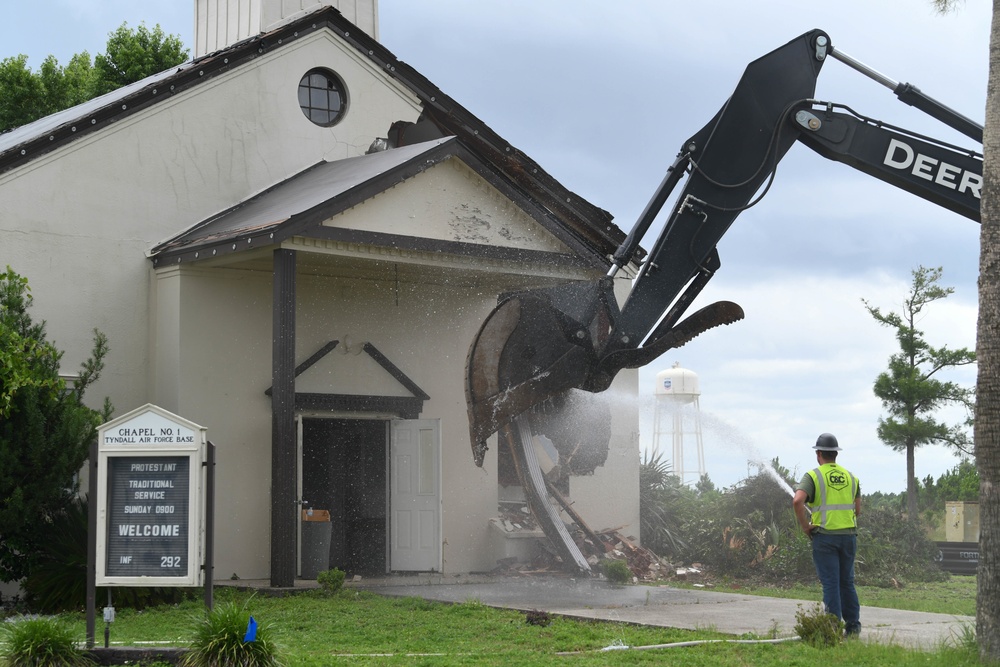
390;419;441;572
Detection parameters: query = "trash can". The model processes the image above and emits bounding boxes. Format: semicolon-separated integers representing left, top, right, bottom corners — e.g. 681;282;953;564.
300;509;332;579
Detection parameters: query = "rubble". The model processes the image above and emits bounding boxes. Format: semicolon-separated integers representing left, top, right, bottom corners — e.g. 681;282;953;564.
492;501;671;581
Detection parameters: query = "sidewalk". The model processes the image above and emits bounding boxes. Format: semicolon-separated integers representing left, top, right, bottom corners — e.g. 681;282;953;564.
346;575;973;650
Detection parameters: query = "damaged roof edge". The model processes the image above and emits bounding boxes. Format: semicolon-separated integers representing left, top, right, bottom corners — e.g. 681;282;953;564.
0;5;631;260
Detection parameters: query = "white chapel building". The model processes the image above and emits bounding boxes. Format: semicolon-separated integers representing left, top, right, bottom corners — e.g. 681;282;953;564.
0;0;641;586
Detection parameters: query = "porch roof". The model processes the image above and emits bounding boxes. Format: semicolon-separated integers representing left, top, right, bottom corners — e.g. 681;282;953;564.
149;137;605;275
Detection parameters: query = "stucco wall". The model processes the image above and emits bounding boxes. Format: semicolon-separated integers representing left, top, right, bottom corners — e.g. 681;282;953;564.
155;262;506;578
0;30;422;415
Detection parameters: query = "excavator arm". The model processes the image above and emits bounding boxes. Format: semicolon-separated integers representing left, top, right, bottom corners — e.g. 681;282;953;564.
464;28;982;571
467;28;983;460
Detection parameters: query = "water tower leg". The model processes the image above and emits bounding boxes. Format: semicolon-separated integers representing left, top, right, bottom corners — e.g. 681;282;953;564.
694;398;706;481
672;408;684;484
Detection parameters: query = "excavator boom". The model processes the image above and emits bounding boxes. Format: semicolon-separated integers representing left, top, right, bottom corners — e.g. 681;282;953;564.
466;29;834;463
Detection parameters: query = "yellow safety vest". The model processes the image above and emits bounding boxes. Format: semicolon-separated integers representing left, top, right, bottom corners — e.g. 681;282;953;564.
806;463;858;531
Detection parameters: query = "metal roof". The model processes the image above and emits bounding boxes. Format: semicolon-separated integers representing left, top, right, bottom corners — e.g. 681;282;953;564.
0;65;191;156
151;137;455;256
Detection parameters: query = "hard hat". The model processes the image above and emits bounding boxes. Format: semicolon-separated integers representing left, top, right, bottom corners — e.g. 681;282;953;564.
813;433;841;452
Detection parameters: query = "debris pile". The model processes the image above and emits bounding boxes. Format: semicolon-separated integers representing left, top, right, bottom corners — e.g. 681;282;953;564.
496;502;539;532
491;501;669;581
577;528;666;582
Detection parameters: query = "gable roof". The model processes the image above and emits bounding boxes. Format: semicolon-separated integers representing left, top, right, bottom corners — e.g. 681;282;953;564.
0;5;631;264
149;136;601;272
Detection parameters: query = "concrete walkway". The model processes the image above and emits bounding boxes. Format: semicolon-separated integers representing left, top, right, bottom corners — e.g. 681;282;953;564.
343;575;973;650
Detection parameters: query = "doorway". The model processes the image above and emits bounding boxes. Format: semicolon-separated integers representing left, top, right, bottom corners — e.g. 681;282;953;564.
301;418;388;575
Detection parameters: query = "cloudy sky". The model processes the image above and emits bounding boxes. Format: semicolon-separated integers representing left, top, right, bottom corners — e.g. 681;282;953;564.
1;1;987;493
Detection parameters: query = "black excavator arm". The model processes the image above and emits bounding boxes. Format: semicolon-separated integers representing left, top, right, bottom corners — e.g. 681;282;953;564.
602;30;982;375
467;29;983;463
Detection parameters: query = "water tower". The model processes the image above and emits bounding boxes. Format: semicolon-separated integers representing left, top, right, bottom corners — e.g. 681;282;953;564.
652;362;705;485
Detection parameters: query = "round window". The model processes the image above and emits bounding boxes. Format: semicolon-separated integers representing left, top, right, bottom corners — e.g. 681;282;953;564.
298;68;347;127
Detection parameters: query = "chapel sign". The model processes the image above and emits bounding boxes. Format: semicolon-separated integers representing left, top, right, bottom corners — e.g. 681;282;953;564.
96;404;206;586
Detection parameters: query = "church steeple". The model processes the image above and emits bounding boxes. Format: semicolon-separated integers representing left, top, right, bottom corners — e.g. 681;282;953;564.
193;0;378;58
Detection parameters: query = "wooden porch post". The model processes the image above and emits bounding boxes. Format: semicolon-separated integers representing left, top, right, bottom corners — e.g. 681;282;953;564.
271;248;297;586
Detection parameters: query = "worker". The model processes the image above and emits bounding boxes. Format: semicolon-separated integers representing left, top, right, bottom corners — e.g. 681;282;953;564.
792;433;861;637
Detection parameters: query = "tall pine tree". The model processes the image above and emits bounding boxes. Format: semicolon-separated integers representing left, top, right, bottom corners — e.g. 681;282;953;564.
864;265;975;521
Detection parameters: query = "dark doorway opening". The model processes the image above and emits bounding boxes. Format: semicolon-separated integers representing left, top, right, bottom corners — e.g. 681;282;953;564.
302;418;387;575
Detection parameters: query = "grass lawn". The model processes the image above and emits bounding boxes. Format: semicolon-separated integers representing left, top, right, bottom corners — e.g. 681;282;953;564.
34;580;982;666
675;575;977;617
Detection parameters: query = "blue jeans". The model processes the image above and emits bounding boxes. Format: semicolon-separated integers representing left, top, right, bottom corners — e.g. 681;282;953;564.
811;532;861;633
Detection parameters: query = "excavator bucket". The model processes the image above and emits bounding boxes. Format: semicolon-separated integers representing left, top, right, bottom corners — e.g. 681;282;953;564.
466;275;744;465
465;278;616;467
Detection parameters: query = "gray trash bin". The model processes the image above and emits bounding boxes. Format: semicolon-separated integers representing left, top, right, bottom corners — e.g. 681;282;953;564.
300;509;332;579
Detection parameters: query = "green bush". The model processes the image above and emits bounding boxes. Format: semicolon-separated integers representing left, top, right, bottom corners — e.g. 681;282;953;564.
316;568;345;596
855;506;949;586
639;451;953;589
181;601;282;667
794;603;844;648
0;616;95;667
602;558;632;584
759;530;818;583
676;462;797;579
22;497;188;612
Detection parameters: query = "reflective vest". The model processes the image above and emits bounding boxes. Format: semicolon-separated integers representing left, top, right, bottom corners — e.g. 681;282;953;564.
806;463;858;531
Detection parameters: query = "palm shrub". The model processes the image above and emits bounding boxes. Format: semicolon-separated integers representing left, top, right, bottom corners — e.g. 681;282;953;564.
638;451;689;557
181;601;282;667
0;616;95;667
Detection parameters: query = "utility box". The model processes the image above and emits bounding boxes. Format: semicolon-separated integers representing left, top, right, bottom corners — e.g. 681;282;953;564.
301;509;332;579
945;501;980;542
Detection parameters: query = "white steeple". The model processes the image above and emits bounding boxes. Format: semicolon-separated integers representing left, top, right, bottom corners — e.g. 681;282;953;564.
194;0;379;58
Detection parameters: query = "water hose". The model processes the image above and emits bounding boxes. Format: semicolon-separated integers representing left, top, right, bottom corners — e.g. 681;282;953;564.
557;636;800;654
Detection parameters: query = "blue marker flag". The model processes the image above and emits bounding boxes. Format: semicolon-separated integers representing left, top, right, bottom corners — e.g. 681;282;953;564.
244;616;257;643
